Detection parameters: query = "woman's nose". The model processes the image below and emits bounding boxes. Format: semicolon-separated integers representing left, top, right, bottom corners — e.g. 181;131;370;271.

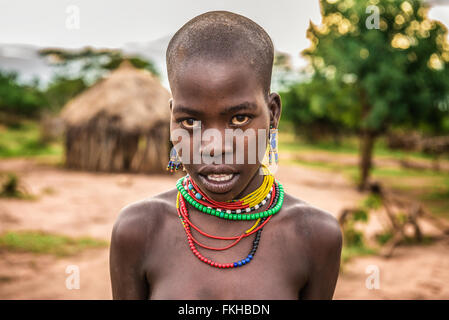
199;129;233;160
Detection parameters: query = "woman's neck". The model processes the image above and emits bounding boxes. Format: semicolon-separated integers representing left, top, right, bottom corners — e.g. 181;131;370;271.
234;166;266;200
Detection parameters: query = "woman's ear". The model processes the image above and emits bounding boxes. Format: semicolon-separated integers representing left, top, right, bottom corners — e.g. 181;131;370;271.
268;92;282;128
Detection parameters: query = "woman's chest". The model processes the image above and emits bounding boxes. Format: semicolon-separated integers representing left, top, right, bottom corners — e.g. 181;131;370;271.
148;263;303;299
145;225;309;299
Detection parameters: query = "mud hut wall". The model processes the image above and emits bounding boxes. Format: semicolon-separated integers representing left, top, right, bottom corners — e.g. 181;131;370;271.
65;120;169;173
131;123;170;173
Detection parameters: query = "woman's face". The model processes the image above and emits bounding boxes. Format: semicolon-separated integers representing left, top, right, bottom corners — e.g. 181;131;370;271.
169;58;280;202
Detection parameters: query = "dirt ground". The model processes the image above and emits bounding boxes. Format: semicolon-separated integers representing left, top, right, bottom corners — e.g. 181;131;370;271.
0;158;448;299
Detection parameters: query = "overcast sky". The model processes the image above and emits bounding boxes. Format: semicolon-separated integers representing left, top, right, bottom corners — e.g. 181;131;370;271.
1;0;449;69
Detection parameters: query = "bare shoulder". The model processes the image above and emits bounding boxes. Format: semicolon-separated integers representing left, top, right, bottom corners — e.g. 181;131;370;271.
110;187;178;252
280;192;342;252
280;194;342;299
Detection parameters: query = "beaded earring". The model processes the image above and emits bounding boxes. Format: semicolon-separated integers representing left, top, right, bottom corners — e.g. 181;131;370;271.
268;125;279;165
167;146;183;172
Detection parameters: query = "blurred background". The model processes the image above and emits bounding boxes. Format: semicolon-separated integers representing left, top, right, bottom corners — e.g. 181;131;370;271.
1;0;449;299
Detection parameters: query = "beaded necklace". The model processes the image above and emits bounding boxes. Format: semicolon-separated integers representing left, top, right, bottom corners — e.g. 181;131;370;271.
182;166;274;214
176;166;284;268
175;174;284;221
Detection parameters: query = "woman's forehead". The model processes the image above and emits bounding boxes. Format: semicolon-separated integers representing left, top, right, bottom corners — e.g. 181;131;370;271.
172;58;260;93
170;59;265;110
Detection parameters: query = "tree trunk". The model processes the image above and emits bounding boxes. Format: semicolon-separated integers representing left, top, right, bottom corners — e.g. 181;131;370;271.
359;130;377;191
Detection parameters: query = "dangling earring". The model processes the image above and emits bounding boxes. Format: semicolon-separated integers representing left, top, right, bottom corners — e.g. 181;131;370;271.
268;125;279;165
167;146;183;172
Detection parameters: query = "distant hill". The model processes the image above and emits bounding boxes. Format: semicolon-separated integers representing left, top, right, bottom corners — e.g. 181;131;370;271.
0;35;303;91
0;35;172;89
0;43;54;86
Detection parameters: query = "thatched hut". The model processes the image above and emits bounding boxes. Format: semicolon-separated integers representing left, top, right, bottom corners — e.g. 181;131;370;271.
60;61;171;173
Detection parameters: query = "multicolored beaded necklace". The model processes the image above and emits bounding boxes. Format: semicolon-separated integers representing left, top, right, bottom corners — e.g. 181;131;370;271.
175;165;284;269
176;167;284;221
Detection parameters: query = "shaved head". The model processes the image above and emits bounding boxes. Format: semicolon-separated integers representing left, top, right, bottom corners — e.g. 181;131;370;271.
166;11;274;97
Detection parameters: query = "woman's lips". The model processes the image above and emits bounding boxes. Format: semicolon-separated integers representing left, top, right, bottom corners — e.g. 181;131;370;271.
197;173;240;194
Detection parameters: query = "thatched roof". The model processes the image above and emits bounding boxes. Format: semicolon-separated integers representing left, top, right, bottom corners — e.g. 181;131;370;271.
60;61;171;133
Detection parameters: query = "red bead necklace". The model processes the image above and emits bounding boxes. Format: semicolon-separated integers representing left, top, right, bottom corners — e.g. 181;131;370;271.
177;187;274;250
176;180;280;268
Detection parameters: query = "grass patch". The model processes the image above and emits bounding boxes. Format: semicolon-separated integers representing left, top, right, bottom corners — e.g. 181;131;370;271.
422;178;449;201
281;131;449;260
340;198;378;264
372;166;443;178
425;200;449;218
40;186;56;195
341;245;377;264
284;139;449;220
279;131;445;163
0;231;108;256
0;120;63;158
401;235;436;246
279;132;359;155
375;231;394;246
0;172;36;200
288;157;361;184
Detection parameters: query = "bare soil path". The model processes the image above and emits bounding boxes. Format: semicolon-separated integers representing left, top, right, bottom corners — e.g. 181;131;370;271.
0;158;448;299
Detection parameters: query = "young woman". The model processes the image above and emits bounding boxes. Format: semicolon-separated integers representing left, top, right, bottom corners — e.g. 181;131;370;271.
110;10;342;300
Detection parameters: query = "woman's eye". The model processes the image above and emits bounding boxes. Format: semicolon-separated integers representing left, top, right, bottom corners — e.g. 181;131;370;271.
181;119;200;128
231;115;250;126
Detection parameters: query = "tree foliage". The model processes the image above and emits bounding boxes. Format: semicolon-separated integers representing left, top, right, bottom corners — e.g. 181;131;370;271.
281;74;358;142
0;71;47;120
283;0;449;188
0;48;160;120
304;0;449;133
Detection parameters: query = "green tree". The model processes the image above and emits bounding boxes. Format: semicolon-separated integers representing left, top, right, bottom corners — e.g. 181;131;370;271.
281;74;358;143
302;0;449;189
0;71;47;121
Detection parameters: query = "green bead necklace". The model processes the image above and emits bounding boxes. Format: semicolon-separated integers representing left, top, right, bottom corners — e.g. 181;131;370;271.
175;177;285;220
